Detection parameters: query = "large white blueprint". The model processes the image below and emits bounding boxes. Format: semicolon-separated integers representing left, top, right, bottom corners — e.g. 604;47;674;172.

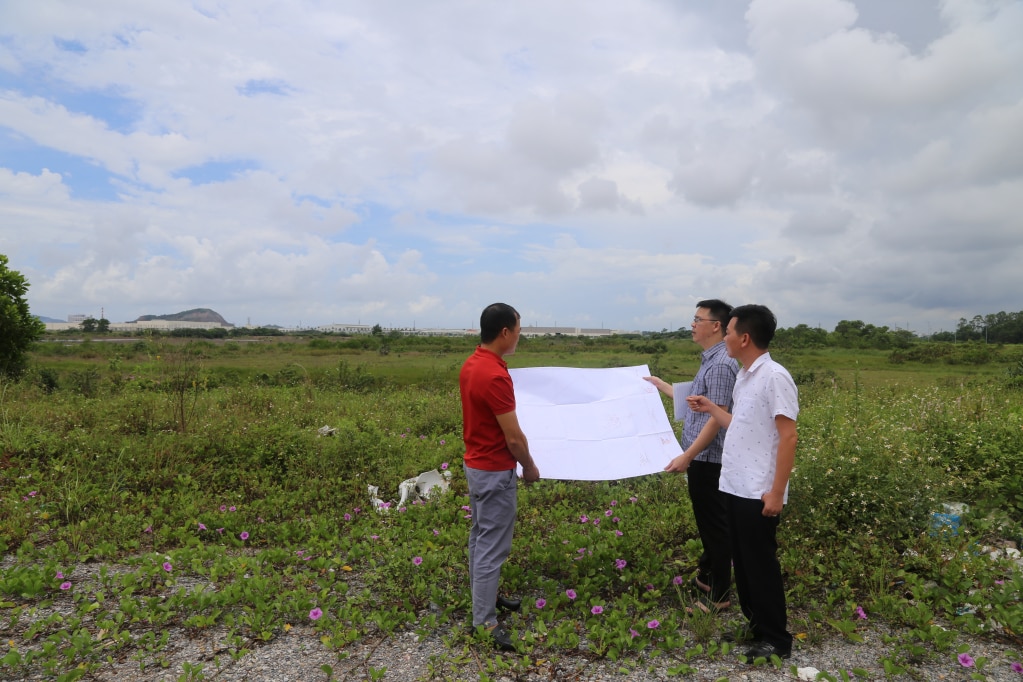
509;364;682;481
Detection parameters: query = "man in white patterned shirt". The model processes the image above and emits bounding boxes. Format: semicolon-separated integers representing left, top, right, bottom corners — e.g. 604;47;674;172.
688;304;798;662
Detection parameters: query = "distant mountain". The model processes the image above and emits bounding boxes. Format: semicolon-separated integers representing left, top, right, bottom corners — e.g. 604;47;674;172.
36;315;65;323
136;308;233;327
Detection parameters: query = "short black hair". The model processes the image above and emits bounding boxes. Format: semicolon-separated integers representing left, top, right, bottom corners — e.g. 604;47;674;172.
696;299;733;327
729;304;776;350
480;303;520;343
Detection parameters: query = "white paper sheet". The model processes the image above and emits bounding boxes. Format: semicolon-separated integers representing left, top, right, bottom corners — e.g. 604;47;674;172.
509;364;682;481
672;381;692;422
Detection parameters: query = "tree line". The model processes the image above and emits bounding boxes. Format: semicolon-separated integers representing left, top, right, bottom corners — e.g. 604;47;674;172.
4;254;1023;379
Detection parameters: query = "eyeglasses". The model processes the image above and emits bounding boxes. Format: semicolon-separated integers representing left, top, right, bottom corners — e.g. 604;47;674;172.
692;316;720;325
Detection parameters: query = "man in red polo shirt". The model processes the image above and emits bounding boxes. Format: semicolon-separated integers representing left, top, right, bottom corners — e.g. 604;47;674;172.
460;302;541;651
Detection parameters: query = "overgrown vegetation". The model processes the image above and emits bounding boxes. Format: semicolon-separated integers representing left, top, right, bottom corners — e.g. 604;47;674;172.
1;338;1022;680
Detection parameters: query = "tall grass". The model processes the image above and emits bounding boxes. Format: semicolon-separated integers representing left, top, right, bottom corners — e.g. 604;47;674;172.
1;341;1021;679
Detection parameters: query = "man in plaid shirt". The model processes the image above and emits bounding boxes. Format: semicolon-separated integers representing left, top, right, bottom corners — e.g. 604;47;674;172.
646;299;738;611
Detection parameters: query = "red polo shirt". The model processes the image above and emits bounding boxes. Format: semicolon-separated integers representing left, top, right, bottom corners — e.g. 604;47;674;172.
460;346;517;471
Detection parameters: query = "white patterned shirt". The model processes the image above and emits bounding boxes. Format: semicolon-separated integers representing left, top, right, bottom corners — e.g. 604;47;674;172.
718;352;799;502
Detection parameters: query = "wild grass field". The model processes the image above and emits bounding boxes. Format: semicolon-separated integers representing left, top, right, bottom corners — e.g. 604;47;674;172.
2;335;1022;680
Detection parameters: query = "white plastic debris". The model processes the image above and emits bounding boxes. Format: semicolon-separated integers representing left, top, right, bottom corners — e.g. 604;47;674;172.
373;470;453;512
416;469;452;499
397;478;419;508
797;667;821;681
317;425;337;437
367;485;390;514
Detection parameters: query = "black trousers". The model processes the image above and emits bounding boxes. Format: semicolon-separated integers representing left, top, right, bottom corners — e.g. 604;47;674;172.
725;492;792;650
687;460;732;603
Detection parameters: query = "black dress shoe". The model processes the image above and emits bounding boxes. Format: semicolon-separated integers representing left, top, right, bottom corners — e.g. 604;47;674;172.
744;641;791;661
496;595;521;611
488;625;516;651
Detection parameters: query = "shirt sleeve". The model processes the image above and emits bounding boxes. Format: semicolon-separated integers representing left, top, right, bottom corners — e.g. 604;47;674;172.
703;363;737;407
769;371;799;420
486;371;516;416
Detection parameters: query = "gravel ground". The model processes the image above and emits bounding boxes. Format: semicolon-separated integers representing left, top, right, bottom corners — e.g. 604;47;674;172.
6;614;1023;682
4;556;1021;681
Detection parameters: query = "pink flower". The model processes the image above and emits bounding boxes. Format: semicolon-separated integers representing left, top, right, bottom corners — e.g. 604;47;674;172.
216;527;224;534
440;440;447;446
440;461;448;469
605;510;613;517
614;559;627;570
579;515;589;523
614;530;623;537
995;580;1005;585
55;571;64;580
629;496;638;503
371;534;379;540
220;505;226;512
593;519;600;526
229;506;236;512
60;581;71;590
240;531;249;540
566;589;577;600
535;599;546;609
591;605;604;615
630;628;640;638
958;653;975;668
354;507;361;514
309;607;323;621
645;583;655;591
344;513;351;521
672;575;684;585
163;562;172;572
144;525;153;533
647;619;660;629
432;529;439;536
610;500;617;506
1010;661;1022;673
198;523;207;530
855;606;867;620
613;517;620;523
413;556;423;566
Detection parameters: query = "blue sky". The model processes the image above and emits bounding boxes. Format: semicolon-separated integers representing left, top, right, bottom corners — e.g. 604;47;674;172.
1;0;1021;333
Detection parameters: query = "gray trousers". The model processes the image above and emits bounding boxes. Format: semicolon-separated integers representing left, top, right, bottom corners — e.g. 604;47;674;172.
464;465;518;627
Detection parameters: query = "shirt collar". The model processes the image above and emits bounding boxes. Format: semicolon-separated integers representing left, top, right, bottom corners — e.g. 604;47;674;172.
701;340;727;362
743;351;772;374
476;345;508;368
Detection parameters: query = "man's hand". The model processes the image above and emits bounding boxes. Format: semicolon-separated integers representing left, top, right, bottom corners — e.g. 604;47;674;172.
761;490;784;517
664;453;692;473
644;376;672;396
686;395;710;412
520;463;540;483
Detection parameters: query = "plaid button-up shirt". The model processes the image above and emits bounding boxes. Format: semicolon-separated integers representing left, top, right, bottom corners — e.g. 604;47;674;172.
675;341;738;464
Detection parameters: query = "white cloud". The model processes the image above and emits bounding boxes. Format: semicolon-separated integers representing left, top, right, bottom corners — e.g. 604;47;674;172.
0;0;1020;333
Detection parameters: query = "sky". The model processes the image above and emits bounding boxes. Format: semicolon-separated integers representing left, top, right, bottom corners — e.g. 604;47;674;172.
1;0;1021;334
